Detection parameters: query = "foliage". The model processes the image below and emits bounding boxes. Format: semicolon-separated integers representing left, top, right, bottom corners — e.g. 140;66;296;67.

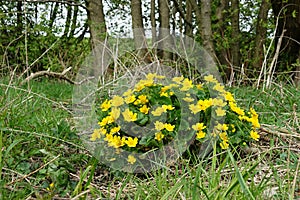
0;78;299;199
90;73;260;168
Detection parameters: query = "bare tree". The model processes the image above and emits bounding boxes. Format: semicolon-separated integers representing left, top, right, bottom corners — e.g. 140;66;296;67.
189;0;217;63
271;0;300;86
131;0;148;59
158;0;172;60
86;0;107;48
253;0;271;70
150;0;157;45
231;0;240;68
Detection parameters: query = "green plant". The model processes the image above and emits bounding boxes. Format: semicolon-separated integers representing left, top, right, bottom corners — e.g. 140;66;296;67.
91;73;261;167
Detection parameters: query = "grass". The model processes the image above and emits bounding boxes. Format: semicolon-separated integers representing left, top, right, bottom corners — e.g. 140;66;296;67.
0;77;299;199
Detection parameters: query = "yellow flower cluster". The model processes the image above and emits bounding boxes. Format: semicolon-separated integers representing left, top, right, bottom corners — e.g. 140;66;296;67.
91;73;261;164
202;75;261;148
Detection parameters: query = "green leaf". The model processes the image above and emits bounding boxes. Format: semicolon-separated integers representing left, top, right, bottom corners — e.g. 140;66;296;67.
224;150;256;199
292;10;297;18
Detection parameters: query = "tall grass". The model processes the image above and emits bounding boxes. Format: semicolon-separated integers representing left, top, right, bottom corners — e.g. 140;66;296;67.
0;76;299;199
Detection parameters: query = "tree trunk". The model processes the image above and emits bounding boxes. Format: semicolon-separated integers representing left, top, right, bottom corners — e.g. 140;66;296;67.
231;0;240;68
158;0;172;60
63;5;72;37
215;0;231;77
150;0;157;46
200;0;217;62
16;1;23;34
70;5;79;38
253;0;271;71
185;0;193;38
271;0;300;85
86;0;107;49
49;2;59;29
131;0;148;59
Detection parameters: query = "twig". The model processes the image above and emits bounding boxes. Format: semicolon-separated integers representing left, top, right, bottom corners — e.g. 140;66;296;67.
4;128;87;150
260;124;300;139
20;67;73;85
6;155;60;186
19;38;60;79
266;29;286;89
70;189;91;200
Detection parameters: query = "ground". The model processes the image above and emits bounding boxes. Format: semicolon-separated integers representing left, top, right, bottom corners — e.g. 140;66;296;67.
0;77;299;199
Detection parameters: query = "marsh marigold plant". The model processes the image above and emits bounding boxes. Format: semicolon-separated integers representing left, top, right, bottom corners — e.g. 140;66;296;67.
90;73;260;165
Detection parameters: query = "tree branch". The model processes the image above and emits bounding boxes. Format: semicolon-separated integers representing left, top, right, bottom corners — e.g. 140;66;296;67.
20;67;74;85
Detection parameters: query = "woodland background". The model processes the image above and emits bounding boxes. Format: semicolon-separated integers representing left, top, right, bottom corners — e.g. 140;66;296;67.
1;0;300;86
1;1;300;199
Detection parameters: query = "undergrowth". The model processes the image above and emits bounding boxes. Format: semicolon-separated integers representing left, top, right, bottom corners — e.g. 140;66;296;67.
0;77;299;199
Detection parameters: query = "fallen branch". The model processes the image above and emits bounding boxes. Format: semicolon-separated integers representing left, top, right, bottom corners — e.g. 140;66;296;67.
20;67;73;85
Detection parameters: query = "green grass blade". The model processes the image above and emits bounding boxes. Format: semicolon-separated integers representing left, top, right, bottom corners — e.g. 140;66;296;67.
226;150;255;199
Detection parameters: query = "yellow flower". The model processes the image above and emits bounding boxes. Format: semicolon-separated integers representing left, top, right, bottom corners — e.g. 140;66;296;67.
138;79;154;87
172;76;184;84
250;108;260;128
110;126;121;134
219;132;228;142
229;102;245;116
161;85;171;93
90;129;101;141
155;132;164;141
160;92;169;97
134;99;141;105
135;83;145;91
47;182;55;191
100;99;111;111
104;133;114;142
164;123;175;131
125;95;136;104
111;95;124;107
110;135;125;148
98;116;114;127
250;130;260;141
183;97;194;102
251;117;260;128
123;89;133;97
189;104;202;114
220;140;229;149
162;104;174;111
196;84;203;90
250;108;258;117
180;78;193;91
204;75;217;83
146;73;156;80
156;75;165;79
230;124;236;132
238;115;251;122
127;155;136;164
122;108;137;122
154;121;165;131
215;107;226;116
99;127;107;135
140;105;150;114
126;137;138;147
192;123;206;131
197;99;212;110
215;123;228;131
212;98;226;107
110;107;120;120
196;131;206;139
152;107;165;116
213;83;225;93
138;95;148;104
224;92;235;102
